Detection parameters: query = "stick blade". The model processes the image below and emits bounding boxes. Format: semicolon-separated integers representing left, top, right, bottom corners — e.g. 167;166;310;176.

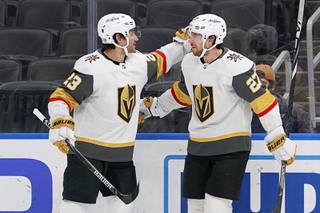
118;182;140;204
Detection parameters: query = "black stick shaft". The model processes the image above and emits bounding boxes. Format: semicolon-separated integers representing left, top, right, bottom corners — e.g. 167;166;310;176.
273;1;305;212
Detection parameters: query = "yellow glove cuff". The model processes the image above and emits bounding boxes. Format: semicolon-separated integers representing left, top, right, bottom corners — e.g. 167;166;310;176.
53;140;69;154
51;118;75;130
267;134;286;152
285;144;297;165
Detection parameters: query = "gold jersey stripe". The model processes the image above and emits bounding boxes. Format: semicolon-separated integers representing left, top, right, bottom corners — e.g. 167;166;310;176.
190;132;251;142
76;136;135;148
151;51;165;79
250;90;276;114
172;81;192;105
50;88;79;110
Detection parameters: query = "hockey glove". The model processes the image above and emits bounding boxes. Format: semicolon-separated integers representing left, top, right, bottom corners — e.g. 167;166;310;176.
49;117;75;154
139;97;156;119
173;28;191;52
265;126;297;165
48;100;75;154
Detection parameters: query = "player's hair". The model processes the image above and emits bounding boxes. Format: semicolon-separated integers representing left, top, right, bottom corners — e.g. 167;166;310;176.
209;35;223;49
102;33;126;50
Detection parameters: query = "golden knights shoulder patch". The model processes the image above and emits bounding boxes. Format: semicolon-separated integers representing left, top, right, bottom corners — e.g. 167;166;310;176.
193;84;214;122
226;53;243;62
84;54;100;63
118;84;136;123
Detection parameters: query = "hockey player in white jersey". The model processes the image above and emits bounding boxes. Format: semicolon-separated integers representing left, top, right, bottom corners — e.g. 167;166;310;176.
47;13;187;213
140;14;297;213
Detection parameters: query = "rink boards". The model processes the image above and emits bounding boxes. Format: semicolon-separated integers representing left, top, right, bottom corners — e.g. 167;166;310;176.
0;133;319;213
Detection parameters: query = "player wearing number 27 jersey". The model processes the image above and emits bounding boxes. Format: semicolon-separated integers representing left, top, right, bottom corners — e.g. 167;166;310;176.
140;14;297;213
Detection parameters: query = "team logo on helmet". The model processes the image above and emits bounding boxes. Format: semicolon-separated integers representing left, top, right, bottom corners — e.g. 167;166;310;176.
193;84;214;122
105;17;120;23
118;84;136;123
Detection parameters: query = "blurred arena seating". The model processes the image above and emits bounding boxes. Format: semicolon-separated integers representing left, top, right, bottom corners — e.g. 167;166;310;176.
0;0;318;132
80;0;136;26
0;28;53;57
27;58;75;81
0;0;6;27
16;0;72;31
145;0;203;29
0;81;58;132
58;27;88;56
211;0;265;29
224;28;251;56
0;59;22;84
136;27;176;53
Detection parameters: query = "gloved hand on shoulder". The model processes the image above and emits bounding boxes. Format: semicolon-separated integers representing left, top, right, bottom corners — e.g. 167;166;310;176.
173;28;191;52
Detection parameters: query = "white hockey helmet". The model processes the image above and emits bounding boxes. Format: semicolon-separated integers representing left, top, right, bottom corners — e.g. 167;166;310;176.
97;13;136;55
188;14;227;57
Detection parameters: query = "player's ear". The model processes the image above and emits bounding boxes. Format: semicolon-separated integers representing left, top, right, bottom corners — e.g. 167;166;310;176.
115;33;126;45
208;35;216;47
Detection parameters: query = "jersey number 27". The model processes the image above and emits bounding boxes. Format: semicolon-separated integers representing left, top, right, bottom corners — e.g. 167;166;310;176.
246;72;262;93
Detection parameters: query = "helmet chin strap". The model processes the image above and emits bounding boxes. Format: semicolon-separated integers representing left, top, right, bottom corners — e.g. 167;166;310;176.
113;37;129;56
199;37;217;58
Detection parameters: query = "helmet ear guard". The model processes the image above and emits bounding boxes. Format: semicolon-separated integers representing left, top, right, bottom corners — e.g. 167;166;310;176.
188;14;227;57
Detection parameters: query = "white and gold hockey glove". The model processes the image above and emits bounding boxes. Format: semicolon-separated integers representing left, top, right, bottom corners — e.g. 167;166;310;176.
173;28;191;52
139;89;187;122
48;101;76;154
139;96;173;119
139;97;157;120
265;126;297;165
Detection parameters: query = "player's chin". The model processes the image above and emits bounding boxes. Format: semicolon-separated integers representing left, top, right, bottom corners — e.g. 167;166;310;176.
128;48;137;53
191;49;201;57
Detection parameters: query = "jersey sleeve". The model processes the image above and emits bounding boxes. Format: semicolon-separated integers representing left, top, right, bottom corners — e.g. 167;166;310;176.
232;67;283;133
145;42;186;81
170;75;192;107
148;74;191;118
49;61;94;111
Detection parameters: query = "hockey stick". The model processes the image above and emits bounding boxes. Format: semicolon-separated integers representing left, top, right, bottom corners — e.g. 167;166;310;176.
272;161;286;213
272;0;305;212
32;108;139;205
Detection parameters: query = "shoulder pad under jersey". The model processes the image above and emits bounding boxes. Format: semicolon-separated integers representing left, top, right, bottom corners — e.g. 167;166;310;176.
221;49;254;76
74;51;101;75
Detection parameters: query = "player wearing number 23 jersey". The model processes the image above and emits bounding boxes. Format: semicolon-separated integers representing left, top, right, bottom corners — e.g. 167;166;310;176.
49;41;185;162
47;13;188;212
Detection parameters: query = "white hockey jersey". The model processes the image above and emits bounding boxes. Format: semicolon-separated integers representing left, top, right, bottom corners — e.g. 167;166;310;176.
157;48;279;156
49;42;185;161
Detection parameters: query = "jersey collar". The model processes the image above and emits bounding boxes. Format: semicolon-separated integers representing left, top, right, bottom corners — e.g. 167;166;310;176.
98;48;127;65
200;47;229;64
